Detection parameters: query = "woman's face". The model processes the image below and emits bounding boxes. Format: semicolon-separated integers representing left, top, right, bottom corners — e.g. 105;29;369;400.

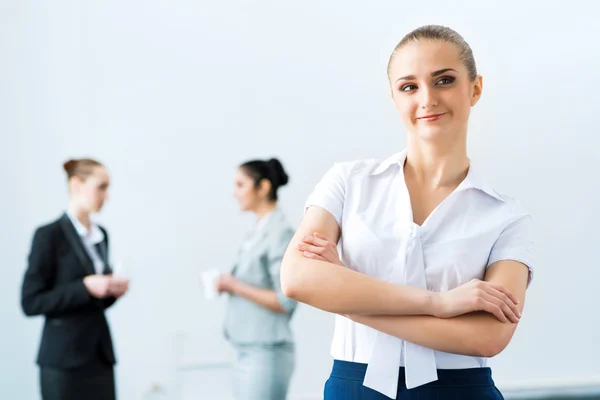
388;39;482;145
233;168;265;212
70;166;110;213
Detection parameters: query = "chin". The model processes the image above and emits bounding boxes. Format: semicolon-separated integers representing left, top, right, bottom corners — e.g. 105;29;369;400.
416;125;458;142
416;129;445;142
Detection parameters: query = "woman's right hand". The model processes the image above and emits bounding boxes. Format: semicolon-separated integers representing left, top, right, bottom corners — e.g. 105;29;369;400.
83;275;112;299
432;279;521;323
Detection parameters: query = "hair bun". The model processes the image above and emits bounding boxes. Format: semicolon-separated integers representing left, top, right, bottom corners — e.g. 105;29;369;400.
267;158;289;187
62;158;103;180
63;159;76;174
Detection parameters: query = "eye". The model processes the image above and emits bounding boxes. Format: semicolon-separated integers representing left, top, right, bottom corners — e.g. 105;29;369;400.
436;76;455;85
400;84;417;92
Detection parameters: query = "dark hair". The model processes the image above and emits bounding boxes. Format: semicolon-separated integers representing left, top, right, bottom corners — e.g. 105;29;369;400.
387;25;478;82
240;158;289;202
63;158;103;181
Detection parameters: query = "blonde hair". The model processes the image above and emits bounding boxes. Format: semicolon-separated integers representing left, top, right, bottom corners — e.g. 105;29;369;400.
63;158;103;181
387;25;477;81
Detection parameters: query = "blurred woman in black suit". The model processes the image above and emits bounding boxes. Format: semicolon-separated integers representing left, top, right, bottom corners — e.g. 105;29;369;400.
21;158;129;400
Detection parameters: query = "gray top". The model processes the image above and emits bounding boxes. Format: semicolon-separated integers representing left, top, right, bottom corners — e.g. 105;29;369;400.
224;208;297;346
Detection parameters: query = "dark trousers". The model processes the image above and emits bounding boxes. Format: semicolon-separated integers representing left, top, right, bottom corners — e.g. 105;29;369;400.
324;360;504;400
40;352;115;400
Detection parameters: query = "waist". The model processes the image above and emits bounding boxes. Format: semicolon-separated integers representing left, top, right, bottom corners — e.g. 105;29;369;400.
233;342;295;351
330;360;495;388
331;318;487;369
225;300;293;343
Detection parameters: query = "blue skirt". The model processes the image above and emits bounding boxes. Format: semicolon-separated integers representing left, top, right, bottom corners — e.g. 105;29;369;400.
324;360;504;400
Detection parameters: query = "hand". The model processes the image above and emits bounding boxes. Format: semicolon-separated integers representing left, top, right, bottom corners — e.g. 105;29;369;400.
83;275;112;299
108;277;130;298
215;274;239;294
297;232;344;266
433;279;521;323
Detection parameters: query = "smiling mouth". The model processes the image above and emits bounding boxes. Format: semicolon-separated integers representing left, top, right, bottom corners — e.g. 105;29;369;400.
418;113;446;122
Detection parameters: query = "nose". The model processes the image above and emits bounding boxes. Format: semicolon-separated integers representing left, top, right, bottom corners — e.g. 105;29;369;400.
419;85;438;109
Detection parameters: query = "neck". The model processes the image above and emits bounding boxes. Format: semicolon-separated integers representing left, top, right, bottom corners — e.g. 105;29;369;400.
405;135;469;188
67;202;91;230
253;202;277;219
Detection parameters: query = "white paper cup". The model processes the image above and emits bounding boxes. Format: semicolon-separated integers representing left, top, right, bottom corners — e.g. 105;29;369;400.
201;269;221;300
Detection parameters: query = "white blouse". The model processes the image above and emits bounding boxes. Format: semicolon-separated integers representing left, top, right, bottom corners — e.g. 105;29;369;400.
304;150;534;397
67;212;106;275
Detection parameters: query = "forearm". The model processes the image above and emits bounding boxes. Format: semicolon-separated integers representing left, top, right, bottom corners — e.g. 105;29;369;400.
233;281;287;314
351;312;515;357
350;260;528;357
281;253;434;315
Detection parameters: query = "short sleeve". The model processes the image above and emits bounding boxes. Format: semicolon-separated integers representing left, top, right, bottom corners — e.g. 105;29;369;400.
267;228;297;314
487;214;535;286
304;163;346;227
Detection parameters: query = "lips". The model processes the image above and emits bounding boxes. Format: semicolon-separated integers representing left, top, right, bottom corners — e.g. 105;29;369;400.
418;113;446;122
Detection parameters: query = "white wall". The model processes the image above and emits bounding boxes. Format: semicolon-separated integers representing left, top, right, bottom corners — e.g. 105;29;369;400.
2;1;599;399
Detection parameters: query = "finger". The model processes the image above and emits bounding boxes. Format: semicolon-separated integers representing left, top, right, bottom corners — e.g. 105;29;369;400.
481;292;518;323
479;298;507;323
483;281;519;304
486;287;521;319
313;232;333;243
301;235;330;247
297;243;326;254
320;251;341;265
302;245;339;263
303;251;328;262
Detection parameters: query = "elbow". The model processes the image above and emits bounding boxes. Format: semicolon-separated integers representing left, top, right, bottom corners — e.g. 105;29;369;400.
280;257;304;301
280;274;300;301
21;297;39;317
471;331;512;358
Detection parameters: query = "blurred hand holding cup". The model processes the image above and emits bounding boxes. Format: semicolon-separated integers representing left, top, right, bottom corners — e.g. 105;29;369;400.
201;268;221;300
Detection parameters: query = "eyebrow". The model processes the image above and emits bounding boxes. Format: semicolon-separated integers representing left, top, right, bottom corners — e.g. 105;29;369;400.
395;68;457;83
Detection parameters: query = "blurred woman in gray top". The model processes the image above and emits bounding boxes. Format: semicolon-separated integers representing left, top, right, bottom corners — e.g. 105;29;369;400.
215;158;297;400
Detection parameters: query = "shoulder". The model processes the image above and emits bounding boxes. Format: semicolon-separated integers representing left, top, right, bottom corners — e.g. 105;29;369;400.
30;216;65;249
326;158;384;178
466;165;531;222
312;158;388;191
499;195;531;227
34;217;64;238
478;184;532;228
481;178;529;215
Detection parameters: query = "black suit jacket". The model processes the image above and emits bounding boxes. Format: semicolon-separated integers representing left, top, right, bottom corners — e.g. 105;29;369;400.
21;213;118;368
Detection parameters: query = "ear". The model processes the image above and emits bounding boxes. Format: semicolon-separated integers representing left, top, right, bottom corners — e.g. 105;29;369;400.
258;178;272;199
69;176;83;192
471;75;483;106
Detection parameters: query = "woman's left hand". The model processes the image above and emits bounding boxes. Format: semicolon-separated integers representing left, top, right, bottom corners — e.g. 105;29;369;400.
297;232;344;267
108;276;130;298
216;274;239;294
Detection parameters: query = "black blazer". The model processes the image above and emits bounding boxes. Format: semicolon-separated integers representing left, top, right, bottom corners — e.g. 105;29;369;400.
21;213;118;368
